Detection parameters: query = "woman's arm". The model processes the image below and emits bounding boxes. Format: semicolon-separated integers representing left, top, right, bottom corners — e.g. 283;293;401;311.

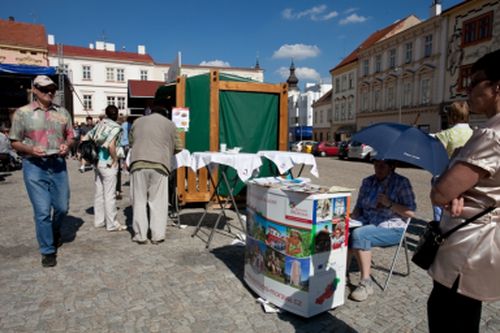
431;161;488;215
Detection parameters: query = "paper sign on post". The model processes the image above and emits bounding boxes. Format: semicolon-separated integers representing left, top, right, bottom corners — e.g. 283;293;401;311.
172;107;190;132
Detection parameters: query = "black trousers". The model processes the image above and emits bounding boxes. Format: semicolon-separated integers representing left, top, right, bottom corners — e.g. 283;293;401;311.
427;279;482;333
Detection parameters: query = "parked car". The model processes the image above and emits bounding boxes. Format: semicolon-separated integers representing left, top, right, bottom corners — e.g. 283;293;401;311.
338;140;350;160
313;141;339;157
302;141;317;154
347;141;376;160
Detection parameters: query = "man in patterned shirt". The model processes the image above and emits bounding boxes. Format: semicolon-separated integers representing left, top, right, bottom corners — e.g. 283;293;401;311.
348;159;416;301
9;75;74;268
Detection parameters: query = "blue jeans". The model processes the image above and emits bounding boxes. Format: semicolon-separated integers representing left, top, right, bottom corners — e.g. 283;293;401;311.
23;157;70;255
349;224;404;251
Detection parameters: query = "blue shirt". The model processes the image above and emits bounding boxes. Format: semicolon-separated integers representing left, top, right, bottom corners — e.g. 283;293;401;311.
120;121;130;146
354;172;416;228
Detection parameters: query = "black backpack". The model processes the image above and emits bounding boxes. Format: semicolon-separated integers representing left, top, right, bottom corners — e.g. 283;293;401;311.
78;140;98;165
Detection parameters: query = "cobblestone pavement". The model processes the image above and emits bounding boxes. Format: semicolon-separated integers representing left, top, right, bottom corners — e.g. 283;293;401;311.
0;158;499;333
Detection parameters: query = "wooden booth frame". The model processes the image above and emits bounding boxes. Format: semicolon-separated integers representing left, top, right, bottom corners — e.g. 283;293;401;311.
175;70;289;205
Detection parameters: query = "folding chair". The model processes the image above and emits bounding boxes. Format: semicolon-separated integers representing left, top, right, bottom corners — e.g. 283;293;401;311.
375;217;412;291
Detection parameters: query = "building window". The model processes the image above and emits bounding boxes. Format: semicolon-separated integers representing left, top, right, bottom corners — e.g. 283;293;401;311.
341;76;347;91
347;98;353;119
361;91;369;112
387;85;396;109
420;78;431;104
374;90;381;110
458;65;473;92
83;95;92;110
82;65;91;80
340;101;346;121
107;96;116;106
117;96;126;110
403;81;412;106
462;11;493;46
140;70;148;80
388;49;396;69
424;35;433;57
375;55;382;73
363;60;369;76
348;73;353;89
117;68;125;82
334;103;339;121
335;78;340;93
405;42;413;63
320;110;324;123
106;68;115;81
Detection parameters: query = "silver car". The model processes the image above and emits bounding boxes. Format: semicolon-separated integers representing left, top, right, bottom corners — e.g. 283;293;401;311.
347;141;376;160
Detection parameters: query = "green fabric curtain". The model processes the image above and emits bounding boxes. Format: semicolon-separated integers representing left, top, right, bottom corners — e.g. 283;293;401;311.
218;90;279;195
185;74;210;152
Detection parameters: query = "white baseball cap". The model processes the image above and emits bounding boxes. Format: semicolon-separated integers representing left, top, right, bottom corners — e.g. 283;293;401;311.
33;75;56;87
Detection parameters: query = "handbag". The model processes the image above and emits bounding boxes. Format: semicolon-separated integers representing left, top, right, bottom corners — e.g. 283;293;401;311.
411;206;495;270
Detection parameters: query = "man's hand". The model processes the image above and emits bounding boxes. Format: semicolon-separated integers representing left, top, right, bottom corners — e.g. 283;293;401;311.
32;146;47;157
59;143;69;156
445;197;464;217
377;193;391;208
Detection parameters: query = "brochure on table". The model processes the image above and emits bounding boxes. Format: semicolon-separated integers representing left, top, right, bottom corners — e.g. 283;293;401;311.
244;179;351;317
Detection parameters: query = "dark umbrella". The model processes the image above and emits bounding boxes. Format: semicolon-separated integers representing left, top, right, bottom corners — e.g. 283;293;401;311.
352;122;449;176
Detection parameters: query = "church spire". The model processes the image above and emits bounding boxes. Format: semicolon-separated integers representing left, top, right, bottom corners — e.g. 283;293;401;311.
286;59;299;91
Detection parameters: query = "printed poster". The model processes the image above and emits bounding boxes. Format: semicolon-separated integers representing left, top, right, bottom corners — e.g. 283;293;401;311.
172;107;189;131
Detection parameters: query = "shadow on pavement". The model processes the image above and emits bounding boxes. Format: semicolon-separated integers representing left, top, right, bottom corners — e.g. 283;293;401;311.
211;244;358;333
61;215;85;243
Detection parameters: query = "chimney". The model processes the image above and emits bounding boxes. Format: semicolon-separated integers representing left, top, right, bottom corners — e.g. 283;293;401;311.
89;43;94;49
138;45;146;55
430;0;442;17
105;42;115;51
48;34;55;45
95;41;105;50
8;16;15;21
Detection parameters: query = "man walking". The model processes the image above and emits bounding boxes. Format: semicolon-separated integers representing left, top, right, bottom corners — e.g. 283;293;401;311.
129;104;182;244
9;75;74;267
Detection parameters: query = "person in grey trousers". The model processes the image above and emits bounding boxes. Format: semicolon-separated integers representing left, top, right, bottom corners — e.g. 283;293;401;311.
128;104;182;244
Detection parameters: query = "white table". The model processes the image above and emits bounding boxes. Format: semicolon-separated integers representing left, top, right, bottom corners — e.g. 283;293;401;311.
190;152;262;248
256;150;319;178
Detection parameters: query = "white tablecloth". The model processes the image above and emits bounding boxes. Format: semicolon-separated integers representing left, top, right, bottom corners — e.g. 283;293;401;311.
125;149;191;171
190;152;262;182
257;150;319;177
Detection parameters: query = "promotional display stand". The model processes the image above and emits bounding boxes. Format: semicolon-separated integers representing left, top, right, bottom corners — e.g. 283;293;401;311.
244;181;351;317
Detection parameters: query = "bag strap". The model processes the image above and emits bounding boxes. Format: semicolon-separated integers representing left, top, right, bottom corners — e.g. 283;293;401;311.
442;206;496;239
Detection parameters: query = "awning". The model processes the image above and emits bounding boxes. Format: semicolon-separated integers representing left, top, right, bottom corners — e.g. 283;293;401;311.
0;64;56;75
128;80;165;98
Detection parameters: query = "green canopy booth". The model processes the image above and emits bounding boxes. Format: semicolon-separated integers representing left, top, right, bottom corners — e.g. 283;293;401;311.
156;70;288;205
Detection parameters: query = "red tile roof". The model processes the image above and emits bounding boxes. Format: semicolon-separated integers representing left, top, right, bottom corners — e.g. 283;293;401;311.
330;16;416;72
0;19;47;49
48;44;154;64
128;80;165;98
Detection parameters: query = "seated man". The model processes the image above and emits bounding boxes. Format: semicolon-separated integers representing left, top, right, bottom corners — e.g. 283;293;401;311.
348;159;416;301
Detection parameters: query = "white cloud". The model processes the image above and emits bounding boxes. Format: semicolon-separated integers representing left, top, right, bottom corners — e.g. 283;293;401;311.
276;66;321;82
282;5;338;21
199;60;230;67
272;44;321;60
344;8;358;14
339;13;367;25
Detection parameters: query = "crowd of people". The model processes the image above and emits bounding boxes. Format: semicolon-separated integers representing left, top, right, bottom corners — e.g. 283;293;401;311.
5;48;500;332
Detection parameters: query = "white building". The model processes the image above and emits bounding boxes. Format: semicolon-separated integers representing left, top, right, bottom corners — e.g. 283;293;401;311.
47;35;264;124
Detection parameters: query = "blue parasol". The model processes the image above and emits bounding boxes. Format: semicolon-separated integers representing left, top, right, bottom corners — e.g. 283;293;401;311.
352;122;449;176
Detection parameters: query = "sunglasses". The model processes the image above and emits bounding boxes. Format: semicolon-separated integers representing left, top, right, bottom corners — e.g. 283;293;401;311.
467;78;489;92
35;85;57;94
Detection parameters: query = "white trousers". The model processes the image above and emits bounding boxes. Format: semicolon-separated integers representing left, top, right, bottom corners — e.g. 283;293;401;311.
94;164;120;229
131;169;168;242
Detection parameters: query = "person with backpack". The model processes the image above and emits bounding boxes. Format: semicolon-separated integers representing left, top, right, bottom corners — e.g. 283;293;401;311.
83;105;126;232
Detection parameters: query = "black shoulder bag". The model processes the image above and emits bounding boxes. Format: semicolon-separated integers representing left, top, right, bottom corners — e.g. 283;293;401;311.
412;206;495;270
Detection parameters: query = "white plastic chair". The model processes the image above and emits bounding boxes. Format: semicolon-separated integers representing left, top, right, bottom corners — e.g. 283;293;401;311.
374;217;412;291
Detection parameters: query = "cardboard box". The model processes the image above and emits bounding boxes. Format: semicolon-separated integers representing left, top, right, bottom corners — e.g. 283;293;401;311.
244;182;351;317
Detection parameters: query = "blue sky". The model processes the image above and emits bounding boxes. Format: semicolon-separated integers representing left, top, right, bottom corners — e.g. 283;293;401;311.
5;0;462;87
